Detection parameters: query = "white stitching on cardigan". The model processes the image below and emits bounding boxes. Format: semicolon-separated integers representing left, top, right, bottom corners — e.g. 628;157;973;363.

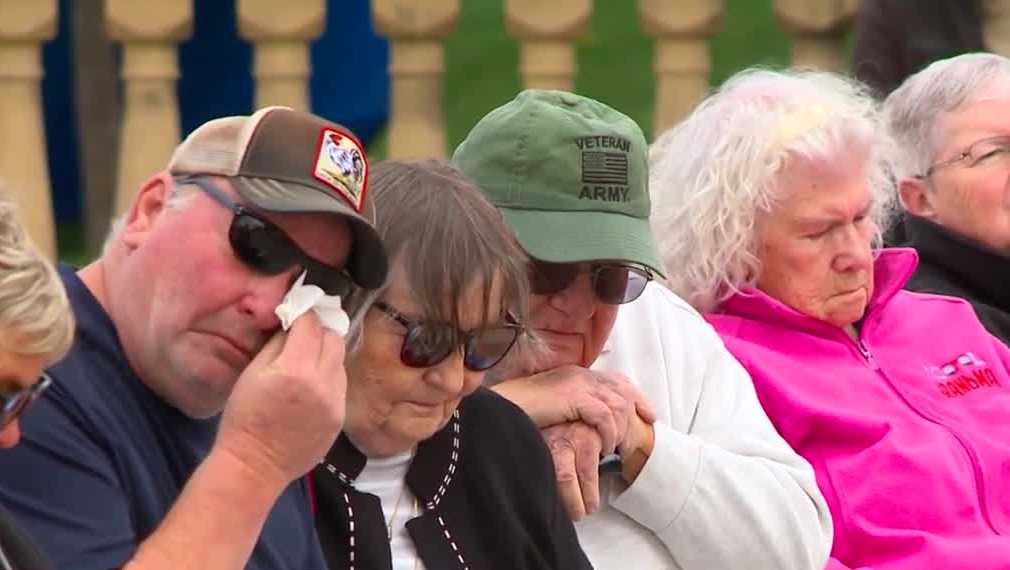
436;515;469;569
325;410;465;569
326;462;352;486
343;491;356;570
429;412;462;509
422;412;468;569
324;463;359;568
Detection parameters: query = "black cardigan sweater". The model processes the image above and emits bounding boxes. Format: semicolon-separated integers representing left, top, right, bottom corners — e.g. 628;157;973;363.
310;387;592;570
903;215;1010;345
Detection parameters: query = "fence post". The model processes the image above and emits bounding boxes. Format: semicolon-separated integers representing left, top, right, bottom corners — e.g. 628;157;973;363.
505;0;592;91
0;0;58;258
238;0;325;111
106;0;191;215
774;0;859;71
372;0;459;158
639;0;722;135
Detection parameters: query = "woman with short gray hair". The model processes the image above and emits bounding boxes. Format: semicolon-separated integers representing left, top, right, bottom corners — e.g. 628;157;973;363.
310;160;591;570
884;52;1010;180
651;67;1010;569
884;52;1010;344
0;189;73;570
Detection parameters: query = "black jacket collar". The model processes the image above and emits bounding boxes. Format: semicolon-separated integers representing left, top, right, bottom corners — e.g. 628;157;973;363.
320;410;461;510
311;389;592;570
315;412;467;570
904;215;1010;309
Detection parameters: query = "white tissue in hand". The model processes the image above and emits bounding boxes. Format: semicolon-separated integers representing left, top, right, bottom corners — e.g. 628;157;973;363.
274;271;350;334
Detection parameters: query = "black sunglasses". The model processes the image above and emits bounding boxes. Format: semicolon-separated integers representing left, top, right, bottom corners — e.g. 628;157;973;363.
374;301;521;371
528;260;653;305
0;373;52;430
177;176;355;298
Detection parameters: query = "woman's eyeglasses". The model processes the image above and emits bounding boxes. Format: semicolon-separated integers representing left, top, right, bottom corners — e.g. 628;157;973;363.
176;176;354;298
374;301;521;371
0;373;52;430
920;135;1010;179
528;260;652;305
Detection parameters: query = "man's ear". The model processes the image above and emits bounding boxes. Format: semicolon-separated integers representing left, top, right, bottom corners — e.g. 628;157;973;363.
898;177;938;219
120;173;173;250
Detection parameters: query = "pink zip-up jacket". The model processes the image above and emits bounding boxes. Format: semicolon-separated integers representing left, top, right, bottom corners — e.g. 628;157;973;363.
707;249;1010;570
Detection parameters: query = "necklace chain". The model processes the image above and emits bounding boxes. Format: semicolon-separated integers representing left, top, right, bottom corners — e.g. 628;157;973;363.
386;484;421;570
386;482;408;542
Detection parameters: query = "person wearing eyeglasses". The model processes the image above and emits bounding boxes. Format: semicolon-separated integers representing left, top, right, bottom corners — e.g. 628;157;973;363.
0;190;74;570
884;53;1010;346
651;67;1010;569
452;89;832;569
0;107;390;570
308;160;591;570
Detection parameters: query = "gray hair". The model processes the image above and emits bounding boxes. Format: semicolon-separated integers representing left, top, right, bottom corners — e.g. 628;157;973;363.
883;52;1010;180
650;68;894;313
0;189;74;362
343;160;532;363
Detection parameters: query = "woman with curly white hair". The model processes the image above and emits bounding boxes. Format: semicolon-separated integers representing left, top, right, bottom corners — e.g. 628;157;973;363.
650;68;1010;570
0;189;73;570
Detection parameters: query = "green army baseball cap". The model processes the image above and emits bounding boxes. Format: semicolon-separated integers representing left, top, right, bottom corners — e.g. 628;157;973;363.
452;89;665;277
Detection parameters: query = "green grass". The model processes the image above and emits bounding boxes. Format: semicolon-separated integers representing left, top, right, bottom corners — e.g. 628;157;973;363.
59;1;807;262
443;0;523;154
711;0;792;85
575;2;655;138
57;221;89;266
372;0;793;157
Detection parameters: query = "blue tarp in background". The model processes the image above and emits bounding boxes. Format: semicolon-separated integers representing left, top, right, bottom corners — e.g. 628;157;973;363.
41;0;389;222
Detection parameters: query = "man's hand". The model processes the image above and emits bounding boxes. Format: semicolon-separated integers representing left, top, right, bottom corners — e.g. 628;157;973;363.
543;421;603;521
215;312;347;486
125;313;347;570
494;365;656;455
618;411;656;484
543;414;657;522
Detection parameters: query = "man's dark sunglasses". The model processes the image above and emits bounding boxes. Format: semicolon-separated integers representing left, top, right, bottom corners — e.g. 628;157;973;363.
374;301;521;371
177;176;354;298
528;260;653;305
0;373;52;430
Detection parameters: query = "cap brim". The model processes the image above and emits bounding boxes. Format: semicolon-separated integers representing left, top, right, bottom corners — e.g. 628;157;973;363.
501;208;666;278
232;176;389;290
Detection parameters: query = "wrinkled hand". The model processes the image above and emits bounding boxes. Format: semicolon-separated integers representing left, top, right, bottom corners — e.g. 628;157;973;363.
495;365;656;455
215;312;346;487
618;411;656;484
543;421;604;521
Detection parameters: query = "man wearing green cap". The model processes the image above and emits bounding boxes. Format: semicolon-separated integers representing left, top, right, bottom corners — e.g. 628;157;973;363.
454;90;832;569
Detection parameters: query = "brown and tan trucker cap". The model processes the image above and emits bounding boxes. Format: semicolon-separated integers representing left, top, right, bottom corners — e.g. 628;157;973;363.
168;106;387;289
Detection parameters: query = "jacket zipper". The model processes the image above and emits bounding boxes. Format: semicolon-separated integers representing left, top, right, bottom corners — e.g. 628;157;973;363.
856;339;879;370
853;336;1000;534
